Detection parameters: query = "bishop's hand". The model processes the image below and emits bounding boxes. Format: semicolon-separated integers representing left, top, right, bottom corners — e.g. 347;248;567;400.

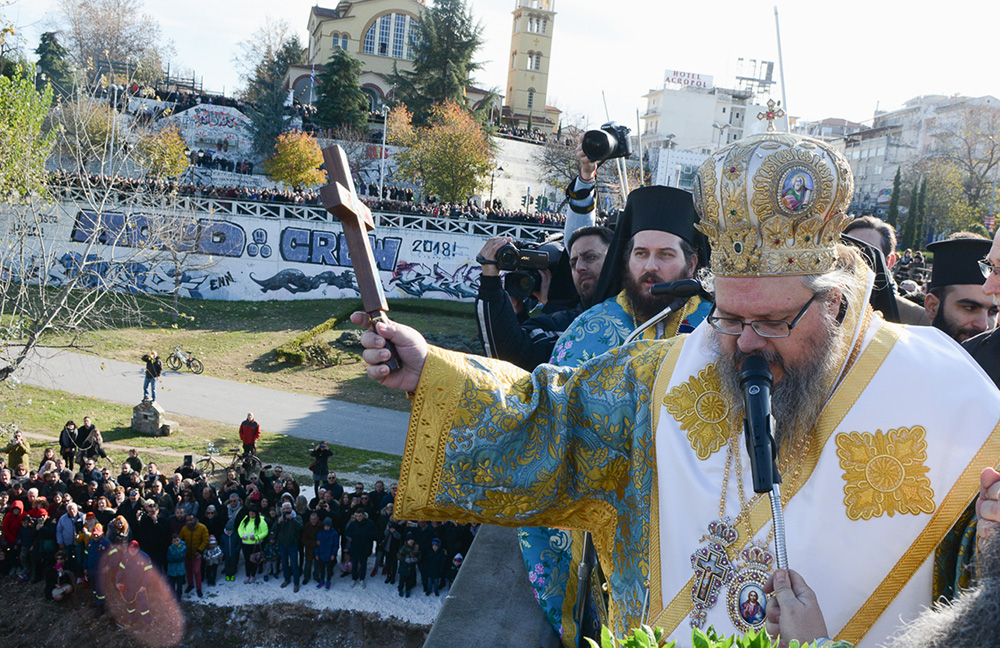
976;467;1000;552
351;312;427;392
763;569;828;648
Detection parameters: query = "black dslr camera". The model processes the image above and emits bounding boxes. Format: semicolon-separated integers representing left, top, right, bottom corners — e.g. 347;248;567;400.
499;241;562;300
581;122;632;162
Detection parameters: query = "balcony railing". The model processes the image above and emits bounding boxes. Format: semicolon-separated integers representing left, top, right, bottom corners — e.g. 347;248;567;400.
50;185;563;243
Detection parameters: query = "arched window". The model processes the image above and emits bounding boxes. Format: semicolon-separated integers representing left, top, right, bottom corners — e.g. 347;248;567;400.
527;88;535;110
332;32;341;49
532;52;542;71
363;13;417;59
511;52;517;69
525;50;533;69
341;35;349;50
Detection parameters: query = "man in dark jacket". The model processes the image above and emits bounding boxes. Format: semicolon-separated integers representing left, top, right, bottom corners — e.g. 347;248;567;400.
274;501;302;592
141;351;162;401
58;422;79;471
344;509;377;589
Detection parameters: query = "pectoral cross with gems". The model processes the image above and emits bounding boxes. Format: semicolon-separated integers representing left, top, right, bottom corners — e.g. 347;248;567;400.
319;145;402;371
690;542;733;627
757;98;786;132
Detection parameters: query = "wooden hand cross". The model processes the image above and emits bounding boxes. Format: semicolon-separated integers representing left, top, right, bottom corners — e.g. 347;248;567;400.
320;145;401;371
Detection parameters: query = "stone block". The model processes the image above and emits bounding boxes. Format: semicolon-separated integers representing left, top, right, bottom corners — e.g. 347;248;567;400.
131;400;176;437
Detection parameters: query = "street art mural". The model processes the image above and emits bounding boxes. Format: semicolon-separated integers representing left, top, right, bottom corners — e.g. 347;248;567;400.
5;199;490;303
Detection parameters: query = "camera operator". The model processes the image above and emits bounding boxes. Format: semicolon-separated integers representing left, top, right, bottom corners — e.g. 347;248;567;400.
475;230;610;371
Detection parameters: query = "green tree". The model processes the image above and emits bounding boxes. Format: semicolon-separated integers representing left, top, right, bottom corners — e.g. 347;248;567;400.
263;130;326;190
391;102;494;202
314;48;368;131
0;68;56;198
136;124;190;178
901;180;921;250
243;34;304;158
886;166;901;228
388;0;492;125
34;32;74;97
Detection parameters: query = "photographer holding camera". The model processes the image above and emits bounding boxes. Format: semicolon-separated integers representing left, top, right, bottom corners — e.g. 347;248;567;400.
474;133;616;371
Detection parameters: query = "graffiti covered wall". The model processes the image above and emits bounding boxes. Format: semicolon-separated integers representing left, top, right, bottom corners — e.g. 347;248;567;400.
6;199;486;302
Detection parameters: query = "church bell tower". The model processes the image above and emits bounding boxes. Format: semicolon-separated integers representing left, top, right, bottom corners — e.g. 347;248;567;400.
504;0;556;132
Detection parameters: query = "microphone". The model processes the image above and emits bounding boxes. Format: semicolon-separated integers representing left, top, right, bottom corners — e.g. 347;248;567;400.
649;279;708;298
740;355;780;494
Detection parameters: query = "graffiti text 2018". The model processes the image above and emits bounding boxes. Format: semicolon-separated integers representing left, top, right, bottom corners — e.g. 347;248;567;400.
411;239;459;258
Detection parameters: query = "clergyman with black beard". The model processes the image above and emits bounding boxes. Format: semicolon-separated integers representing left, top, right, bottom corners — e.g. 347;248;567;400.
923;236;996;343
548;186;712;368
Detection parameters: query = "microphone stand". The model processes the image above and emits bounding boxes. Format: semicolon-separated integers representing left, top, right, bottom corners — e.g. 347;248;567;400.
740;357;789;570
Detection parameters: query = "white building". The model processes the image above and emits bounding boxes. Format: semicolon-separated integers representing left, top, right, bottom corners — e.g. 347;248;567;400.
640;69;773;154
845;94;1000;215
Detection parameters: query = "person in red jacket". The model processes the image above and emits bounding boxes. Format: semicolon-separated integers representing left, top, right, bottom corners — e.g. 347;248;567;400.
238;413;260;456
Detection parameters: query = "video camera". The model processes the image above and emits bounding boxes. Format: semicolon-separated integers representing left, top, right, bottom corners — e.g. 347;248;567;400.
582;122;632;162
499;241;563;300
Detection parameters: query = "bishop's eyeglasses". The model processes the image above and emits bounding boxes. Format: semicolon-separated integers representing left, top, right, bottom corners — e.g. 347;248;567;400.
978;259;1000;279
707;294;817;339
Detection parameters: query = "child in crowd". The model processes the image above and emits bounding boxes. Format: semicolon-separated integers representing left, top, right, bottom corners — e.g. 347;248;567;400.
424;537;447;596
166;534;187;599
84;523;111;616
220;520;241;582
261;533;280;582
315;517;339;590
446;552;463;590
203;535;223;586
49;551;75;601
396;534;420;598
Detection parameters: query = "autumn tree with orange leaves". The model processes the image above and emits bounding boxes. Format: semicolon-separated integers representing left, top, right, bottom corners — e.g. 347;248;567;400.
388;102;494;203
263;130;326;190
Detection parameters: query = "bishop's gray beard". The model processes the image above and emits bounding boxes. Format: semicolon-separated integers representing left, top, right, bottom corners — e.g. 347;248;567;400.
711;312;847;454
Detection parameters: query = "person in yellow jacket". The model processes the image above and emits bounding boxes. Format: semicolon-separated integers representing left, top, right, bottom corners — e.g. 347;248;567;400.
178;514;208;597
237;507;268;584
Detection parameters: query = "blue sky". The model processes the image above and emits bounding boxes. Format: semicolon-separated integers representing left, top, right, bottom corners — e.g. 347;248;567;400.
12;0;1000;129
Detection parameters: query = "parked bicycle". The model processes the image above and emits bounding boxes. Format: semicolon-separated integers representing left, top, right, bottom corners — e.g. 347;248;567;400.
166;345;204;374
196;443;263;476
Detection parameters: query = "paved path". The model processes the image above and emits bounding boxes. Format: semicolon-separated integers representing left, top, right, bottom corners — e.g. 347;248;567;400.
18;348;410;455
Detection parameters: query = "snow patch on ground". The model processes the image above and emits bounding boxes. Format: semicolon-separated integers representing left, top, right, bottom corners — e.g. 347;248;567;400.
189;571;444;625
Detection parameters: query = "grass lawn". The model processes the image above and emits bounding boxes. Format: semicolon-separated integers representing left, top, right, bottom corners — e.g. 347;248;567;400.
42;295;479;412
1;384;401;481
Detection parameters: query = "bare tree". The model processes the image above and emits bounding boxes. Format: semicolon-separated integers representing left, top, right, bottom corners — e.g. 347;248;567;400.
55;0;174;78
231;17;297;98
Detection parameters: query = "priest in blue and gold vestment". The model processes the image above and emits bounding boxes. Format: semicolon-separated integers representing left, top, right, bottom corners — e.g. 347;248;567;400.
354;129;1000;647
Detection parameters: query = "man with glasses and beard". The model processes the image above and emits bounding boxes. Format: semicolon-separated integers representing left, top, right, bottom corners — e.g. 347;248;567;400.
923;235;996;343
353;130;1000;647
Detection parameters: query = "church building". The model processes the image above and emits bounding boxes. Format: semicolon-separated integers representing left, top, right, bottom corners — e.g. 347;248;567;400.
502;0;561;133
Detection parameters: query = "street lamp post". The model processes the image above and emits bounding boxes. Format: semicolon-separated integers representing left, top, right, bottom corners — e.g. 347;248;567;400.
489;165;504;207
712;122;730;150
379;105;388;200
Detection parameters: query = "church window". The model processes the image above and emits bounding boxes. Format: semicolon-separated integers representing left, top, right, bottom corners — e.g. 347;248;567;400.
342;35;349;50
393;14;407;59
533;52;542;71
332;32;341;49
527;88;535;110
378;15;391;55
364;13;417;59
511;52;516;69
364;25;375;54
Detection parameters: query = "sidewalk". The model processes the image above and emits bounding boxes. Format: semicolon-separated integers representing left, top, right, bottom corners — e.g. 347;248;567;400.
17;348;410;455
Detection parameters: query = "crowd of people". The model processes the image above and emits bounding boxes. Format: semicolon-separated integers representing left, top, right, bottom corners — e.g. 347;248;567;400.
48;170;575;226
495;125;550;145
0;426;474;614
